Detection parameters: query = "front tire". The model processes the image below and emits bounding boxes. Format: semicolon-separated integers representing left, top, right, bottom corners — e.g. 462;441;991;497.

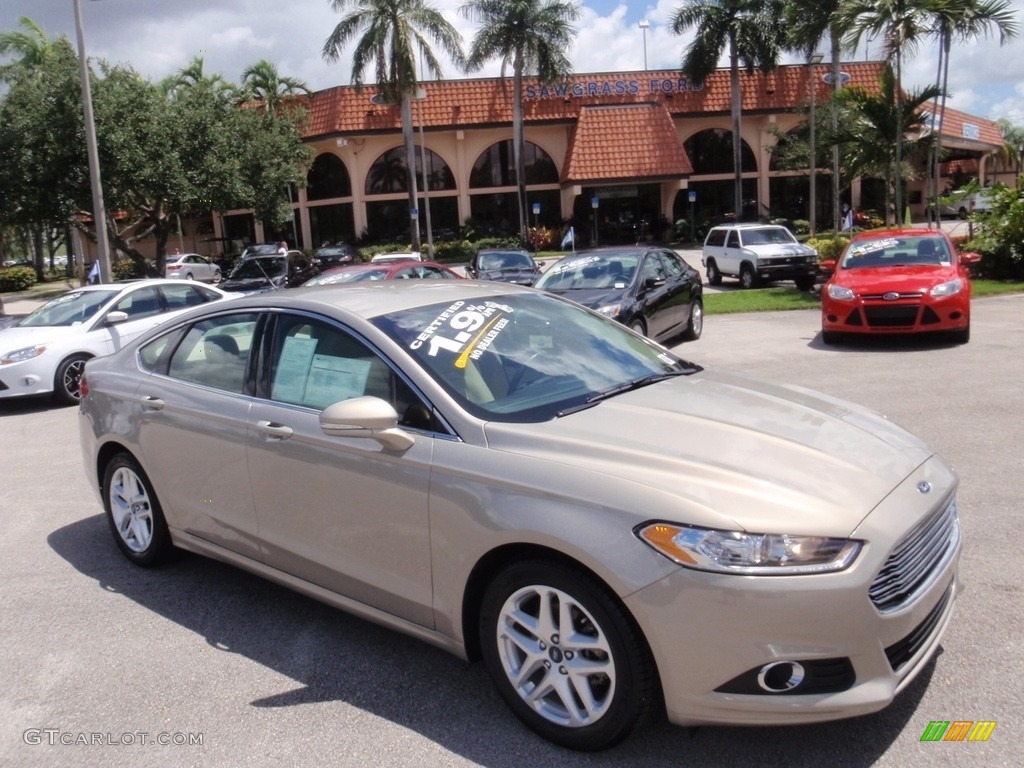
794;275;816;292
739;263;758;289
479;560;657;751
103;453;173;567
53;353;91;405
821;329;842;345
705;259;722;286
628;318;647;337
682;299;703;341
213;268;222;283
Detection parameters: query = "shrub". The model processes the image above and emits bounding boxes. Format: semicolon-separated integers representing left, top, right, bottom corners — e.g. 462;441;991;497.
111;260;142;280
805;235;850;262
967;184;1024;280
0;266;37;292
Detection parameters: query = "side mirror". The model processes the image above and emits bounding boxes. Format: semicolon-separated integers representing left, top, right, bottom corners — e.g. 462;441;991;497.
960;251;982;265
105;310;129;325
643;276;665;290
320;396;414;451
820;259;837;272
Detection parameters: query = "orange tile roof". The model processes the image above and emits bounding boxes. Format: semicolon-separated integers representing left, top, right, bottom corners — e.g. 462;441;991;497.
304;62;894;139
561;104;692;183
930;104;1003;147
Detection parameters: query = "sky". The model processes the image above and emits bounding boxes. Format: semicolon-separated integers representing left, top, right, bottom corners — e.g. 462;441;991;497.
3;1;1023;127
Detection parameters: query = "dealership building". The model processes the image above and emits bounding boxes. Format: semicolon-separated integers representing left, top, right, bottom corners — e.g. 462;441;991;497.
207;61;1005;253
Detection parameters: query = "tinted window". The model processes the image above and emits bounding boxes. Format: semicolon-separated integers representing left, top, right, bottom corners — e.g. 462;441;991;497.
111;285;162;320
725;230;740;248
161;283;218;310
740;227;797;245
166;313;259;393
704;229;726;247
658;251;686;278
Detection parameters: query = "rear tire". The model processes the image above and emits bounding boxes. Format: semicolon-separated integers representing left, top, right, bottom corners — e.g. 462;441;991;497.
479;560;657;751
213;269;222;283
629;318;647;337
103;453;174;567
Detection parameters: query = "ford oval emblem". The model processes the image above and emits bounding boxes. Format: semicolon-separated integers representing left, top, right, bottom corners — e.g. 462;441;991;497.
883;292;901;301
917;481;932;494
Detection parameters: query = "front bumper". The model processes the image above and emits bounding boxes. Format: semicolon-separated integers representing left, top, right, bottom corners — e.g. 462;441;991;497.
0;356;56;398
822;293;970;335
625;459;961;727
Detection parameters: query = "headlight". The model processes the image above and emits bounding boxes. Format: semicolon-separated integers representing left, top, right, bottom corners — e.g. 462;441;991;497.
930;278;964;298
597;303;622;320
827;284;856;301
0;345;47;365
637;522;862;575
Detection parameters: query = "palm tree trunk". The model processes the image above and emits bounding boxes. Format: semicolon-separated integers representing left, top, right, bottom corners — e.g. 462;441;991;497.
935;31;953;216
401;95;422;253
927;26;948;226
512;60;528;243
894;51;903;227
729;38;743;219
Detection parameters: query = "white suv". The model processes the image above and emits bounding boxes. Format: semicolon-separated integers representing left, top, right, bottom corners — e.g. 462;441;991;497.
702;223;818;290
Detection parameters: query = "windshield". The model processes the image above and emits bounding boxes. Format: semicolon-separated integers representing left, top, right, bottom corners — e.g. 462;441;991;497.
240;244;280;259
372;292;700;422
479;251;534;271
305;268;389;286
841;235;952;270
229;257;286;279
15;289;118;327
534;253;638;291
740;227;798;245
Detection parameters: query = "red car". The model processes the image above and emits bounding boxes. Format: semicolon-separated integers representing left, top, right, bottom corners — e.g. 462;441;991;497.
821;228;980;344
301;260;461;286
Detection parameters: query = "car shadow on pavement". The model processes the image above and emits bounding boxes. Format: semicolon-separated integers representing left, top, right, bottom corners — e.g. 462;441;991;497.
0;395;69;415
48;514;936;767
810;332;966;352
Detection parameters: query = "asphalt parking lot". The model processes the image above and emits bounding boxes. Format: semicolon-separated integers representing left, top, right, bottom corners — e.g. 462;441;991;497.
1;293;1022;767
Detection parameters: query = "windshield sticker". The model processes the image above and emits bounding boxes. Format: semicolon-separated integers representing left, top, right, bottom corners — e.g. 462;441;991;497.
410;300;515;366
546;255;601;275
848;238;900;257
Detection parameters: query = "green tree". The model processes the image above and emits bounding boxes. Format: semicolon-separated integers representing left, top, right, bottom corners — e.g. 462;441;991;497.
0;16;53;82
0;34;85;279
995;118;1024;182
839;1;933;226
323;0;464;252
925;0;1017;222
832;66;941;223
240;58;312;112
671;1;787;219
459;0;580;242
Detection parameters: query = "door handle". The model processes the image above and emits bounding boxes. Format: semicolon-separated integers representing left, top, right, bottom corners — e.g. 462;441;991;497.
256;420;294;440
140;396;164;410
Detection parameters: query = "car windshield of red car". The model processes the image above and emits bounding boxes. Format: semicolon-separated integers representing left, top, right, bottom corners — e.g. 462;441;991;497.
841;236;952;270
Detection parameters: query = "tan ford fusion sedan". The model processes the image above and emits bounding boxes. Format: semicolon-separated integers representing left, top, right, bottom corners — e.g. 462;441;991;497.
79;282;961;750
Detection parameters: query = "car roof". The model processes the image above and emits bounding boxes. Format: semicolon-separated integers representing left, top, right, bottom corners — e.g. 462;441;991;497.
851;227;947;241
711;223;789;230
226;279;529;320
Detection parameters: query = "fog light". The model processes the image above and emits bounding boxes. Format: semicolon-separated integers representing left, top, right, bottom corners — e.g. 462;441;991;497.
20;375;40;387
757;661;805;692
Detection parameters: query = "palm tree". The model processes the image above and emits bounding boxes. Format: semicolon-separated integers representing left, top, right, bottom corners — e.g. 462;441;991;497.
833;66;942;222
671;1;787;219
925;0;1017;222
839;1;933;226
459;0;581;243
323;0;464;253
240;59;312;113
0;16;53;82
995;118;1024;185
163;56;238;99
784;0;856;233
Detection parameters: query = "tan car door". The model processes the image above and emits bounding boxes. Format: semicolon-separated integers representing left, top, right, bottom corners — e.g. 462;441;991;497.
246;313;436;628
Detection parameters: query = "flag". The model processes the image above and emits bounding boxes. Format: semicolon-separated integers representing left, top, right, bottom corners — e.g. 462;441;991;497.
842;210;854;231
560;226;575;250
87;261;100;284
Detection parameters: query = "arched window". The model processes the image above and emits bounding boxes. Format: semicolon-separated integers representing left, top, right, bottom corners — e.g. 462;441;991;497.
306;153;352;200
684;129;757;175
470;140;559;187
365;146;456;195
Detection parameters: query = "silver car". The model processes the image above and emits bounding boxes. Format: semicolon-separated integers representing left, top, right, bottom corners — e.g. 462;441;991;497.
79;282;961;750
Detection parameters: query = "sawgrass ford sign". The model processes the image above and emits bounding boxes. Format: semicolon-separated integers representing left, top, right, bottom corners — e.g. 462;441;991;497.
525;77;704;99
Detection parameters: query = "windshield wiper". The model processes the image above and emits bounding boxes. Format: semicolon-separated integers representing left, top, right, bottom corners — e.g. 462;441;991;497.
556;369;697;418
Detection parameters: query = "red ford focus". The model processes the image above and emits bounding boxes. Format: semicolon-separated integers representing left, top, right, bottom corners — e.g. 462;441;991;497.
821;228;980;344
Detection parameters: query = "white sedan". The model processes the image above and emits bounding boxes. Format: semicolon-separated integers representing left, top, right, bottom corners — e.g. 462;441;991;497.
0;279;231;404
164;253;222;282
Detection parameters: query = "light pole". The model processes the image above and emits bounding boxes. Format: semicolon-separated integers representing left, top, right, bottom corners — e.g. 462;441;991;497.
531;202;540;254
73;0;112;283
638;20;649;71
807;52;823;237
415;87;433;259
591;197;600;247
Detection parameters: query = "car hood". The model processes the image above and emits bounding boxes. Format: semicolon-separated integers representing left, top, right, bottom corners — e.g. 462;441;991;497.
482;369;934;537
745;242;816;257
0;324;84;350
479;268;540;282
834;265;960;292
219;277;284;293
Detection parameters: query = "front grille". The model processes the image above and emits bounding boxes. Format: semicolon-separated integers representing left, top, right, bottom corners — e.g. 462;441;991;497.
863;305;920;327
869;498;960;613
862;292;924;300
884;586;951;672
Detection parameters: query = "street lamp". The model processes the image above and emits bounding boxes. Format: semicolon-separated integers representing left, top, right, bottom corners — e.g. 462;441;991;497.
591;197;600;247
531;202;541;252
415;86;433;259
807;52;823;237
73;0;112;284
638;20;650;71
